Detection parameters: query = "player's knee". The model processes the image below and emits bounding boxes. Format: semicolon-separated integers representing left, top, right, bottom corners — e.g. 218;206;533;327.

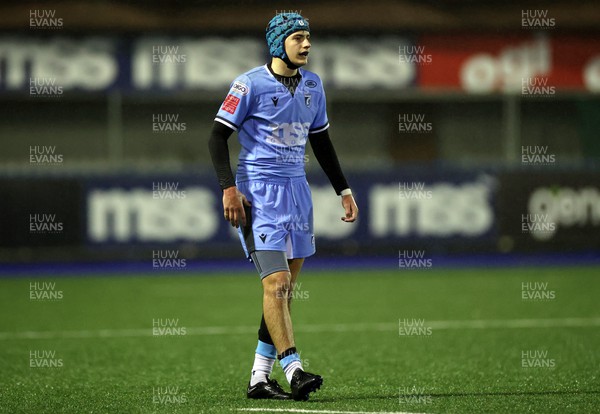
263;271;291;300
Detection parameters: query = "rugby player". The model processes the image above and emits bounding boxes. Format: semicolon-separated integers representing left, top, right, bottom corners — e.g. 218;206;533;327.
208;12;358;401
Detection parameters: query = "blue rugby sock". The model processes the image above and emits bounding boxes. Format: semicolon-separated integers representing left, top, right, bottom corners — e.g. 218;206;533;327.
250;340;277;386
279;349;303;384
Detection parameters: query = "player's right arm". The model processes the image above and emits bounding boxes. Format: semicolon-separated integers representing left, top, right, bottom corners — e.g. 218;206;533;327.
208;75;254;228
208;122;250;228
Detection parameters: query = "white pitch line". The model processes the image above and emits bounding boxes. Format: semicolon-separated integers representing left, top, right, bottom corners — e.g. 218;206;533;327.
236;408;428;414
427;317;600;330
0;317;598;341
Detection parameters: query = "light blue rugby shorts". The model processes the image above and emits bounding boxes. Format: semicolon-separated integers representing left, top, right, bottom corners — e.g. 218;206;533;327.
237;176;316;261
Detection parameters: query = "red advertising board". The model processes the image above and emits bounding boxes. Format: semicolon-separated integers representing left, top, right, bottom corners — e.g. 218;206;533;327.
418;34;600;93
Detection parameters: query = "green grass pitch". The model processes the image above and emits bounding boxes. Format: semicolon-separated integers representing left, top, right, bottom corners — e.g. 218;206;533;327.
0;266;598;413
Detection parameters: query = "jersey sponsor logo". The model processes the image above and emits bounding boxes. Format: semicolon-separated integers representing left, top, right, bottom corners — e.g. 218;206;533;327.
271;96;279;106
221;94;240;114
266;122;310;146
304;93;311;107
304;79;317;88
231;80;249;96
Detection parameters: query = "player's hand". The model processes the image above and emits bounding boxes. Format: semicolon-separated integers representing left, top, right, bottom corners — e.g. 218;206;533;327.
222;186;251;228
341;194;358;222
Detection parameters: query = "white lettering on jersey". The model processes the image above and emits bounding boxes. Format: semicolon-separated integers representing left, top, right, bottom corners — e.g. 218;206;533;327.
266;122;311;146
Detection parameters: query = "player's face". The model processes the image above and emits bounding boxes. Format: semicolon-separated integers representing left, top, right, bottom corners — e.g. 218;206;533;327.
285;30;311;67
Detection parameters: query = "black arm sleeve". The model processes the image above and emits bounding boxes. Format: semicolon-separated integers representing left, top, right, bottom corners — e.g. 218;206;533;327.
308;129;350;195
208;121;236;190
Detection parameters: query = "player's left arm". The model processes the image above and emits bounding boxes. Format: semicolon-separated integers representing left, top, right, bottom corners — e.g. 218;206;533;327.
308;75;357;222
308;129;358;223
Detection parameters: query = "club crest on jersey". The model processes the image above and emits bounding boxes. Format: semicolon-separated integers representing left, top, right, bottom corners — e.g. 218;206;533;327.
231;81;249;96
304;80;317;88
304;93;311;107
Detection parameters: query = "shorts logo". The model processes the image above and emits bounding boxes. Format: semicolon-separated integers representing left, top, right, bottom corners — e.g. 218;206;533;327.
231;81;249;96
221;94;240;114
259;233;267;243
304;93;311;108
304;80;317;88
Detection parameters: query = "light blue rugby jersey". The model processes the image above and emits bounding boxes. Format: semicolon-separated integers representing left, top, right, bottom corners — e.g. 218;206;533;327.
214;64;329;181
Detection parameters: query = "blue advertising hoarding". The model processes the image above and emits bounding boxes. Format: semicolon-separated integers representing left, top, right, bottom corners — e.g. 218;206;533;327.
82;169;497;253
0;35;417;93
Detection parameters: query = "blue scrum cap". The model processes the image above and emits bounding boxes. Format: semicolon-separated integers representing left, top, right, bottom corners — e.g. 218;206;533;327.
266;12;310;60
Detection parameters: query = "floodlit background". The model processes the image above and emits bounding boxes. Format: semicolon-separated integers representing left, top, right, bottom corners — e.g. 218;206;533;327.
0;1;599;263
0;1;599;413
